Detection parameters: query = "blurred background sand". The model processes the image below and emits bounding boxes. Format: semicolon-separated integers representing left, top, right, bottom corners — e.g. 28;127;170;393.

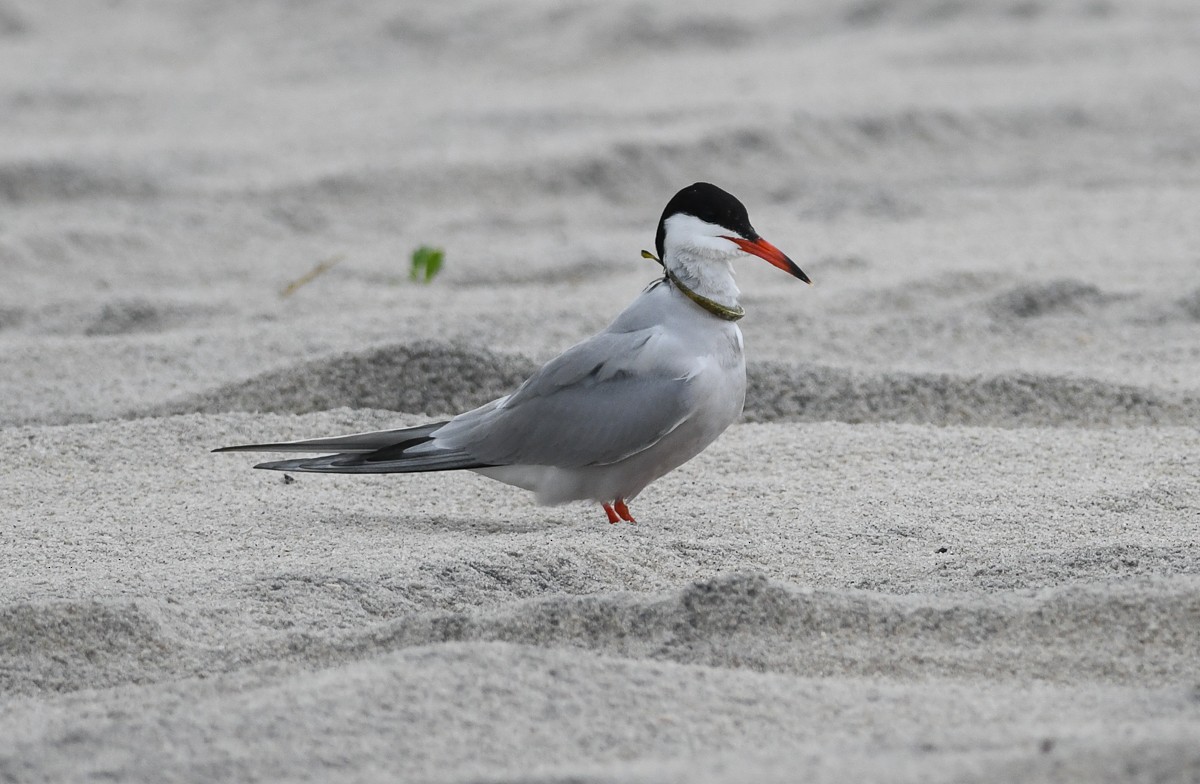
2;1;1199;781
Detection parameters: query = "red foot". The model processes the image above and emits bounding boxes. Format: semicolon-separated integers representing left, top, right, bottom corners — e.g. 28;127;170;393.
602;502;620;524
614;499;637;524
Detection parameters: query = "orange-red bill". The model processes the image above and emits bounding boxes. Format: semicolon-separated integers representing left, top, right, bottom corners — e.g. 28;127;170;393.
726;236;811;284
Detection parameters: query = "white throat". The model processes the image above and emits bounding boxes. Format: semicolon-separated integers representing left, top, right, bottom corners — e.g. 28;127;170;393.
660;214;742;307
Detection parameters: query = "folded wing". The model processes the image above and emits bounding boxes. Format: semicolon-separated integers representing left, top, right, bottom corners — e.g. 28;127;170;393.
431;327;698;468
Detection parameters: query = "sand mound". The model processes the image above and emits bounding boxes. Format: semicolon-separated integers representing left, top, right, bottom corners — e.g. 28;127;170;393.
149;340;1198;427
7;573;1198;699
0;159;159;204
0;601;179;694
0;297;214;337
82;299;190;337
0;2;27;37
339;573;1200;684
250;102;1122;220
5;638;1198;784
745;364;1197;427
264;573;1198;686
1179;286;1200;321
987;279;1115;319
154;341;537;419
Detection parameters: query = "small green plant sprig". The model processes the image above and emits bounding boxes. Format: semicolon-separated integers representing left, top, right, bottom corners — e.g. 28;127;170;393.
410;246;445;284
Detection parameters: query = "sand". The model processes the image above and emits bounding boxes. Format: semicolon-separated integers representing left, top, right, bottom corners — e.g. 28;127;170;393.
2;0;1200;781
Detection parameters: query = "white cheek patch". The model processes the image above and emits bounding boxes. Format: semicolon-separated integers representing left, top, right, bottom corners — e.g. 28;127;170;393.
662;214;741;259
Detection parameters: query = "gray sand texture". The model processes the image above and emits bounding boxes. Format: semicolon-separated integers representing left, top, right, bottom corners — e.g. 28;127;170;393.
3;1;1200;782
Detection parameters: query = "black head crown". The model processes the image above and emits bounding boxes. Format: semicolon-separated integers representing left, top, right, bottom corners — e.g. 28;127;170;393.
655;182;759;261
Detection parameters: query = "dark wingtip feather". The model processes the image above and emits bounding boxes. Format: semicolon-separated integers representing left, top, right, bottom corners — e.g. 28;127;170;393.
253;458;310;471
214;443;279;454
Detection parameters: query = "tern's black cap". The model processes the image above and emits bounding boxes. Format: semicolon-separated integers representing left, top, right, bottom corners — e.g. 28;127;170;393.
655;182;758;261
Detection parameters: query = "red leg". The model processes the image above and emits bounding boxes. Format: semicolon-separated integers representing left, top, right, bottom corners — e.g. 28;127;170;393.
602;502;620;524
614;499;637;524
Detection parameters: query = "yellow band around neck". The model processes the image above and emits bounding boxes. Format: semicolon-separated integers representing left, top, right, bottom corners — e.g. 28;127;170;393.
641;250;745;322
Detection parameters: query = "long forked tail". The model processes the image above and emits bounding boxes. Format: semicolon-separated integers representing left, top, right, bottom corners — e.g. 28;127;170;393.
213;421;493;474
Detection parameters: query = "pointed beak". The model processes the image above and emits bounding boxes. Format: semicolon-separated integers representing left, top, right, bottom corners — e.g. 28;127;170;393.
725;236;811;284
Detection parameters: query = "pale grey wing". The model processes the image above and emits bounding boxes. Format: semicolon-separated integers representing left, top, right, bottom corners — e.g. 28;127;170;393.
431;329;698;468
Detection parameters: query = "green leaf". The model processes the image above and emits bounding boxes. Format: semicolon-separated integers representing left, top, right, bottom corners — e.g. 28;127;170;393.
410;245;445;284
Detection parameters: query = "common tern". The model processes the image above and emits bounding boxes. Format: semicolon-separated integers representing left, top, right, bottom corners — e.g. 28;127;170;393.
215;182;810;523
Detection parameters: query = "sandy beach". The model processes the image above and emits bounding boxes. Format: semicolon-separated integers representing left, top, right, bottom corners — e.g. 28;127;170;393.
2;1;1199;781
